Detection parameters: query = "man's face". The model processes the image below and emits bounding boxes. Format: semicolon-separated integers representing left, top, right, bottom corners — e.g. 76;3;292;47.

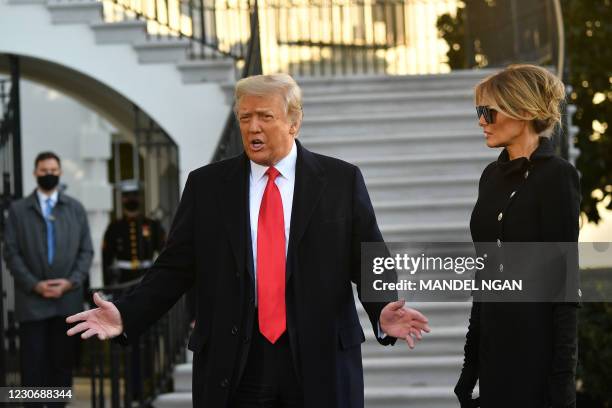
237;93;297;166
34;158;62;178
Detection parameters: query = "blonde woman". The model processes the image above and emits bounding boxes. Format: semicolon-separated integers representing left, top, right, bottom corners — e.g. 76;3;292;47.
455;65;580;408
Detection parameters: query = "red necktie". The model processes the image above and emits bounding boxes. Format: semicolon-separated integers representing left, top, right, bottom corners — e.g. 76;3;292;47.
257;167;286;343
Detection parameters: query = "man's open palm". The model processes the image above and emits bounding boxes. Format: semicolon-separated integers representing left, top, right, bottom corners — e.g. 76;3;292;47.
380;300;431;349
66;292;123;340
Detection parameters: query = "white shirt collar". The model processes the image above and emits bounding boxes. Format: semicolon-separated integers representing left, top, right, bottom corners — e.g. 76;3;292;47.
250;140;297;182
37;189;59;205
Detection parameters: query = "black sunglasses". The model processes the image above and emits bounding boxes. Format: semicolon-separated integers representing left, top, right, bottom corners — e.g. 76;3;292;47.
476;106;497;124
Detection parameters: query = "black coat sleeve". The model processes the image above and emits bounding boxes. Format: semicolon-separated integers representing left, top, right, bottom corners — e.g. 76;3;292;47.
114;172;197;338
3;203;39;292
455;301;480;404
540;162;581;408
350;166;397;346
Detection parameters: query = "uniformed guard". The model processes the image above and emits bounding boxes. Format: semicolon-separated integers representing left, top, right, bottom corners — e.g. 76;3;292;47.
101;180;166;400
102;180;166;286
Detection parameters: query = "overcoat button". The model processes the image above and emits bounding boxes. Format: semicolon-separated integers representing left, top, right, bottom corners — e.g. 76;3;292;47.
231;325;238;335
510;191;516;198
497;239;502;248
497;212;503;221
499;264;504;272
524;170;529;179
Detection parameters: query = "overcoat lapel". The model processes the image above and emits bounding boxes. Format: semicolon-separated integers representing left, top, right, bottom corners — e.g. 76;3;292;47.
221;154;250;280
287;141;327;282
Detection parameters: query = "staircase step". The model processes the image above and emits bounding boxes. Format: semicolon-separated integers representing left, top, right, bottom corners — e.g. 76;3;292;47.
362;326;467;357
173;363;192;392
91;20;147;45
302;89;474;115
365;385;456;408
300;110;479;137
302;130;487;157
47;0;102;24
133;38;190;63
170;345;467;390
296;70;494;95
365;174;479;202
7;0;46;4
372;198;474;225
380;221;471;242
363;356;463;387
351;151;495;179
357;301;471;328
152;391;191;408
153;387;459;408
178;59;235;84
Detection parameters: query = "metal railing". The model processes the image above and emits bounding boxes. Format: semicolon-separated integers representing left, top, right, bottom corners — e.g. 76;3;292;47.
98;0;563;77
0;55;22;388
87;281;191;408
211;0;263;161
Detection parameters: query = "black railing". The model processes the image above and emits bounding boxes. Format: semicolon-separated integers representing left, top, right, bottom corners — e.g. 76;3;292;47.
100;0;521;77
212;0;263;162
83;0;565;78
0;54;22;388
87;281;191;408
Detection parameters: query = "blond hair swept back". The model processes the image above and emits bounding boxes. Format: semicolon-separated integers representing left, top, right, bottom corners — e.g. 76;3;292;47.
234;74;303;125
475;64;566;134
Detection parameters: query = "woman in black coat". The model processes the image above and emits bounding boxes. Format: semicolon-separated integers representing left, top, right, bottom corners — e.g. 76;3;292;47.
454;64;581;408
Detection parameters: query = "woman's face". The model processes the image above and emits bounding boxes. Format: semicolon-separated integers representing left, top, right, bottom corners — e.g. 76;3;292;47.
477;102;527;149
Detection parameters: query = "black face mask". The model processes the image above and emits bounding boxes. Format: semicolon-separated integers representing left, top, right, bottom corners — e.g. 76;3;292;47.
37;174;59;191
124;199;140;211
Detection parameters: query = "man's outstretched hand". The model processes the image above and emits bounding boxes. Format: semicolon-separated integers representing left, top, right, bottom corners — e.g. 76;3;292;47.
66;292;123;340
380;300;430;349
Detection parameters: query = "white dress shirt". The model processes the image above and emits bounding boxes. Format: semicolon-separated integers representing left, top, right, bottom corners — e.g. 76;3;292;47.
249;140;297;302
37;189;59;215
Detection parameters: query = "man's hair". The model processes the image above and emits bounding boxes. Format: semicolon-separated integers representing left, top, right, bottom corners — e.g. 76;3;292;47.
234;74;303;125
34;151;61;169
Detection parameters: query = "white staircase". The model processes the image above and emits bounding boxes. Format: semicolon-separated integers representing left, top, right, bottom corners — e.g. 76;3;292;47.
44;0;235;84
298;74;490;407
153;71;497;408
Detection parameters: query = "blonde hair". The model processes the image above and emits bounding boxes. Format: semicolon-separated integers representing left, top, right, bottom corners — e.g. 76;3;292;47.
474;64;566;134
234;74;303;125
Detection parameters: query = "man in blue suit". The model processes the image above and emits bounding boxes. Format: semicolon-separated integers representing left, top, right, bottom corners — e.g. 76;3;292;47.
5;151;93;403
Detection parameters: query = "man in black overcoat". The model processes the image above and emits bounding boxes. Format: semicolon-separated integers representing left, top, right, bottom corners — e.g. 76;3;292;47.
67;74;430;408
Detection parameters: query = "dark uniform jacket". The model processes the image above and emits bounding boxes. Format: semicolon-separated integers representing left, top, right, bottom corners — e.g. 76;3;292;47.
114;141;395;408
3;191;93;322
458;137;580;408
102;216;165;284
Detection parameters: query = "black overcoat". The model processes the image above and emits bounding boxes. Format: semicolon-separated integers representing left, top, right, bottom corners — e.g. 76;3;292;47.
458;137;580;408
115;140;394;408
